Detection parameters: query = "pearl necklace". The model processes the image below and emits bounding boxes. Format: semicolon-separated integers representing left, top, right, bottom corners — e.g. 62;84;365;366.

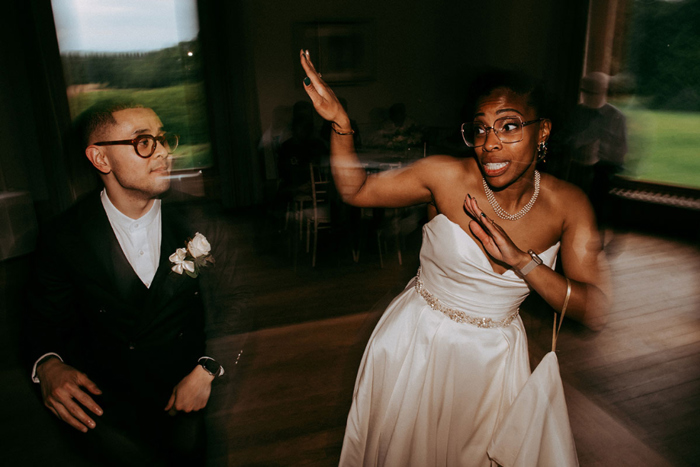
482;170;540;221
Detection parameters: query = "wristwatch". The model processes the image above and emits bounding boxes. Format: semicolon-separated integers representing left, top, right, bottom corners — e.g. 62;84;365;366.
513;250;543;278
198;357;224;378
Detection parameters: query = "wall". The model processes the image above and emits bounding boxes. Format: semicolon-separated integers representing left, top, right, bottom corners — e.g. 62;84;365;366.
0;0;591;218
247;0;589;134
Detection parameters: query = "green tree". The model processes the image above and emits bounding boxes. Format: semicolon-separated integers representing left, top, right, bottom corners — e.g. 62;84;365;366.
627;0;700;110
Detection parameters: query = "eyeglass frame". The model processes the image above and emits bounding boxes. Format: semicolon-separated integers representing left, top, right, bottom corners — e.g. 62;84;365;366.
92;133;180;158
461;116;543;148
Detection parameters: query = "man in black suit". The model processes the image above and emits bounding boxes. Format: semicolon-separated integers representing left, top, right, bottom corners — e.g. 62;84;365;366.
25;101;244;466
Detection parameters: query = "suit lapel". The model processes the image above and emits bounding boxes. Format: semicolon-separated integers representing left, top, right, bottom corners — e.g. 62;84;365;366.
79;195;145;304
149;211;186;300
132;204;193;336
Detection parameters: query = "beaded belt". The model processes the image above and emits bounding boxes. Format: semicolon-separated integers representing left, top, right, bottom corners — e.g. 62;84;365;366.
414;270;519;328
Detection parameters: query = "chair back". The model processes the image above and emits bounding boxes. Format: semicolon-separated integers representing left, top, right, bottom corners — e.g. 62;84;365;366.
309;163;331;207
306;163;333;266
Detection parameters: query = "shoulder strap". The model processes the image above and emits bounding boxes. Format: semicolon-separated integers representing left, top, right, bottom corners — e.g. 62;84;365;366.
552;278;572;352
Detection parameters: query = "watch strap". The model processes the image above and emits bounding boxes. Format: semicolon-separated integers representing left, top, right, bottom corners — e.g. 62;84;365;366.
514;250;543;278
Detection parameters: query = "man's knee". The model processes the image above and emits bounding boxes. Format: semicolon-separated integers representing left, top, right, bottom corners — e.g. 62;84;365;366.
167;411;207;464
83;418;165;467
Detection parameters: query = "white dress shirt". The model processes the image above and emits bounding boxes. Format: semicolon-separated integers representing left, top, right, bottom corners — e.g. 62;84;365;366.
101;189;161;288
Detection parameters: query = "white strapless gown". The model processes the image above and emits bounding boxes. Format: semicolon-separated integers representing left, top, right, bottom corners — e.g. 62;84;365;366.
339;214;561;467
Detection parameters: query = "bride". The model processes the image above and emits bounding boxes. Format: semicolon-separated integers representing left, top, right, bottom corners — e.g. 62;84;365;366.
300;50;609;466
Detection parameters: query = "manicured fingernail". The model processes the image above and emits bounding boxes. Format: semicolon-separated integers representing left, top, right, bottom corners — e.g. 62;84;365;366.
303;77;311;86
305;49;310;56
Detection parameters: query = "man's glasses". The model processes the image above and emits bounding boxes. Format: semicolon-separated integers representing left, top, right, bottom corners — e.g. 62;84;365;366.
461;116;542;148
93;133;179;158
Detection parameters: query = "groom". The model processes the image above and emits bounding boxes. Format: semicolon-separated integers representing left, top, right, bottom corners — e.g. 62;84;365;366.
25;101;244;466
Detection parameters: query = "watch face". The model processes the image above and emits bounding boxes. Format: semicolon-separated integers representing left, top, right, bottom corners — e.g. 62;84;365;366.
202;359;221;376
528;250;543;265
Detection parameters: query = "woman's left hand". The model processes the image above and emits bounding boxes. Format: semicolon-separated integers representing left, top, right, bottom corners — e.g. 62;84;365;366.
299;50;347;125
464;194;528;269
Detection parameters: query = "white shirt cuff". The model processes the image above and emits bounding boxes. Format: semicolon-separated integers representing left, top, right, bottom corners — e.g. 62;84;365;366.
32;353;63;383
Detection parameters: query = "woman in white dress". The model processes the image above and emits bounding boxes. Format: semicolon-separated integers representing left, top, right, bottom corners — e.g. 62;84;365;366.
300;51;610;466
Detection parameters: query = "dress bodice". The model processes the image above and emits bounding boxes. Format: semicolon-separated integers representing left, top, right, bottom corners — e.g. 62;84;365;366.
418;214;560;318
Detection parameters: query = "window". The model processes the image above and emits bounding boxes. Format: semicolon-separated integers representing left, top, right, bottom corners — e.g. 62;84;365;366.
599;0;700;189
50;0;212;171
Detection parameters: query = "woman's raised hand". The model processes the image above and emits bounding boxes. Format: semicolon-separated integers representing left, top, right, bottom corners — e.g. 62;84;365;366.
300;50;348;126
464;194;529;269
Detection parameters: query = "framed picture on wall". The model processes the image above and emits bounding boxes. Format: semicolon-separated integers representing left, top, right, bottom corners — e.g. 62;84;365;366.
295;21;376;85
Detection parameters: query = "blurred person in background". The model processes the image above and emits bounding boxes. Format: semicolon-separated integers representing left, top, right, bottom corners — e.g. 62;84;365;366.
564;71;628;231
277;100;327;195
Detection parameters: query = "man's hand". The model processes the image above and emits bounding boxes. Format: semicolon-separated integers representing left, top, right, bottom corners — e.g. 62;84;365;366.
164;365;214;415
37;358;103;433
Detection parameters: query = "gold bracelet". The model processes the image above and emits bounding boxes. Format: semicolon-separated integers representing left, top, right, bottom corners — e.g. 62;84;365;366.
552;277;572;352
331;123;355;135
561;278;572;317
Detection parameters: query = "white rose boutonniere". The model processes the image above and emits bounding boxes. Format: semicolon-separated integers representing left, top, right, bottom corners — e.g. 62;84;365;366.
188;232;211;258
169;248;195;275
169;232;215;278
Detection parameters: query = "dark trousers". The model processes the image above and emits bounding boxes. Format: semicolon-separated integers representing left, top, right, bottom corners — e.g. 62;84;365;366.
66;391;206;467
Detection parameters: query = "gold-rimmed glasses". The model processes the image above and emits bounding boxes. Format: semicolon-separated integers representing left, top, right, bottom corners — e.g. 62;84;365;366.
461;116;542;148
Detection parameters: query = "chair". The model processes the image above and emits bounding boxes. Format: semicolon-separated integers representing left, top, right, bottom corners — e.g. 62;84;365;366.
284;192;312;237
376;208;404;268
305;163;332;267
375;204;424;268
353;162;405;267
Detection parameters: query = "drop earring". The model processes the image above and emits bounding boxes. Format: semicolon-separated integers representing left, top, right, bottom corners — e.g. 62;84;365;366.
537;141;548;163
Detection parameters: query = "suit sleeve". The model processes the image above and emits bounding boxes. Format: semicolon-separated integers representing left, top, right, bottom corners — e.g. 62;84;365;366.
22;224;79;377
191;207;252;379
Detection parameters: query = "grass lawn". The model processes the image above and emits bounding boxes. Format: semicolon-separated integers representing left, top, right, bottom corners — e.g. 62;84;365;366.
171;143;212;171
619;103;700;189
67;84;213;171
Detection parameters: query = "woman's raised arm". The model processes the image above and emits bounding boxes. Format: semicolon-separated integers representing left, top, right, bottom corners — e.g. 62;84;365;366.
300;50;433;208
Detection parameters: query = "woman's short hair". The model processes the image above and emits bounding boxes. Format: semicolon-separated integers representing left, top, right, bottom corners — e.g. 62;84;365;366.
465;69;548;120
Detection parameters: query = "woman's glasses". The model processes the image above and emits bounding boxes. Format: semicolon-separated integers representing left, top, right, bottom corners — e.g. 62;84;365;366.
461;116;541;148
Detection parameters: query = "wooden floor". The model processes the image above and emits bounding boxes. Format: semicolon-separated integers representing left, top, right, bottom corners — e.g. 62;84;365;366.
2;209;699;466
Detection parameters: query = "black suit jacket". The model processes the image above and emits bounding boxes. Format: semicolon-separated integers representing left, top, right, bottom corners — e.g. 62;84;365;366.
25;191;247;407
